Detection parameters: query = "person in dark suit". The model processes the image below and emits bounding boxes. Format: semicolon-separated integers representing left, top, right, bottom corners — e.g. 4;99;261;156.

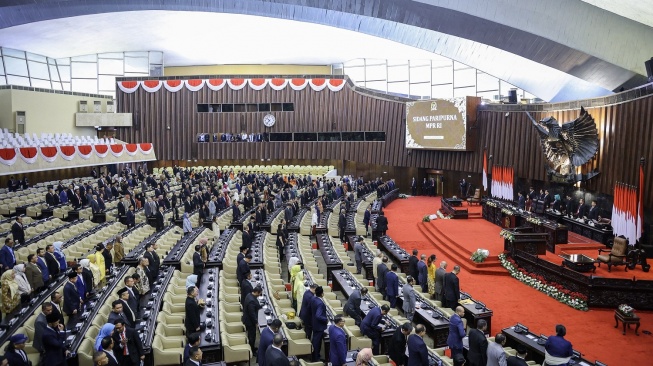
155;206;165;231
111;319;145;366
100;336;120;366
311;286;328;362
360;304;390;355
0;238;16;272
42;312;69;366
344;287;367;326
517;192;526;210
242;286;262;352
564;195;575;217
143;243;160;285
185;286;205;334
236;246;249;265
376;256;389;299
117;289;137;331
417;254;428;292
299;284;316;339
11;216;25;246
264;334;290;366
407;324;429;366
388;322;413;366
328;315;348;366
587;200;599;221
237;254;252;285
126;205;136;228
575;198;588;218
49;291;65;326
542;189;552;209
385;263;399;308
33;302;53;353
443;265;461;310
241;226;252;248
337;209;347;242
435;261;447;302
4;333;31;366
257;319;282;366
108;299;134;329
446;306;466;360
363;206;372;237
241;271;253;306
183;333;201;364
44;244;60;278
63;272;82;329
192;245;204;286
408;249;419;285
185;346;203;366
467;319;488;366
375;213;388;236
507;345;529;366
123;277;139;312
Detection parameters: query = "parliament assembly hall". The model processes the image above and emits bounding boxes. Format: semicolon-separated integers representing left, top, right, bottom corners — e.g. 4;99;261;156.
1;1;653;365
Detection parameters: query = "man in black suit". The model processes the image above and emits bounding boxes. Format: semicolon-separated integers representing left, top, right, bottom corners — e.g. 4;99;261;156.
388;322;413;366
587;200;599;221
338;209;347;242
243;286;263;352
143;242;160;285
299;284;316;340
575;198;588;218
126;205;136;228
11;216;25;246
100;336;120;366
63;272;82;329
467;319;488;366
237;254;252;285
111;319;144;366
408;249;419;286
564;195;575;217
443;265;461;310
241;227;252;249
507;345;529;366
123;276;139;312
240;271;253;306
407;324;429;366
236;246;249;265
185;286;205;334
108;299;134;328
375;213;388;236
192;244;205;286
44;244;60;278
46;187;59;206
185;346;203;366
264;334;290;366
117;288;137;327
42;312;69;366
155;206;165;231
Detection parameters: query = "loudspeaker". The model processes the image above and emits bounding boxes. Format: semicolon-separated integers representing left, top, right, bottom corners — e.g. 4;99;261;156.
645;58;653;80
508;89;517;104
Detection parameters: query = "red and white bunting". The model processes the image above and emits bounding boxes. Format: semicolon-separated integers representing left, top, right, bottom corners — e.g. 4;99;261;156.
309;78;328;91
185;79;205;92
139;143;153;155
141;80;163;93
248;78;268;91
125;144;139;156
327;79;346;92
227;78;247;90
77;145;93;160
0;148;18;166
206;79;226;91
163;80;184;92
58;146;76;161
289;78;308;91
39;146;58;163
110;144;124;157
117;81;139;93
269;78;288;91
18;147;38;164
95;144;109;158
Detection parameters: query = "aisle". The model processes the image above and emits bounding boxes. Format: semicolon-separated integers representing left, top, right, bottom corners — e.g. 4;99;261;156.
383;196;653;365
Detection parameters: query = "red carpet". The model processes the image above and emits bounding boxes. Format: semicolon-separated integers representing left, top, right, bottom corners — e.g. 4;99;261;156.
385;196;653;365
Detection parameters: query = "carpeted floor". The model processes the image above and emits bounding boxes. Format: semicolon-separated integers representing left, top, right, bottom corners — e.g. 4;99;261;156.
384;196;653;366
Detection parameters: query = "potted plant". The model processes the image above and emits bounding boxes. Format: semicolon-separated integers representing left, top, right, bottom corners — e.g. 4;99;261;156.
470;249;489;263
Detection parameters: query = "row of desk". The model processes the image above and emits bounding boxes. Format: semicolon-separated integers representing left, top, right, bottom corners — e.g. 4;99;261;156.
207;228;237;269
287;207;308;232
162;226;205;268
316;233;344;281
197;267;222;362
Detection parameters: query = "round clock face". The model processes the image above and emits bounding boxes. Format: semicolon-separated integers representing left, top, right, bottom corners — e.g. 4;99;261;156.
263;114;276;127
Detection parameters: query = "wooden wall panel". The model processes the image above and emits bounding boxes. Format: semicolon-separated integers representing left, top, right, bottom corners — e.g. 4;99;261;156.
116;79;653;210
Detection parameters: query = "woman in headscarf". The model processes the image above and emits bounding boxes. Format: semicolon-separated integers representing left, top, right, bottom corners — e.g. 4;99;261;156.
94;323;115;351
79;258;95;291
427;254;437;299
52;241;67;271
12;264;32;300
135;257;150;295
186;274;198;289
355;348;374;366
86;254;101;286
287;257;300;275
94;245;106;281
183;212;192;235
291;266;305;312
199;238;209;262
0;269;20;315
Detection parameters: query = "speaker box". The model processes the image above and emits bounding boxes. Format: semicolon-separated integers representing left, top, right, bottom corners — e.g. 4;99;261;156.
508;89;517;104
645;58;653;79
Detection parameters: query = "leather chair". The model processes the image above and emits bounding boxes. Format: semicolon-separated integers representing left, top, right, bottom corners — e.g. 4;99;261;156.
221;332;252;364
467;189;481;205
598;236;629;272
152;335;184;366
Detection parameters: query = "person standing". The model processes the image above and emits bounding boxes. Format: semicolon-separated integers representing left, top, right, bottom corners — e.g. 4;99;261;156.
507;345;529;366
407;324;429;366
402;276;417;321
328;315;348;366
299;284;316;340
375;213;388;236
240;271;254;306
363;206;372;237
467;319;488;366
4;334;30;366
376;256;389;299
63;272;82;329
446;306;466;360
487;333;508;366
435;261;447;302
0;238;16;273
243;286;262;353
360;304;390;355
344;287;367;326
411;177;417;196
311;286;328;362
443;265;461;310
264;334;290;366
353;237;364;274
155;206;165;231
111;319;145;366
25;254;44;291
417;254;428;293
192;245;205;286
11;217;25;246
237;254;252;285
388;322;412;366
427;254;437;298
385;264;399;308
544;324;573;366
42;313;69;366
143;242;160;284
184;286;205;334
185;346;203;366
257;318;282;366
408;249;419;285
338;209;347;242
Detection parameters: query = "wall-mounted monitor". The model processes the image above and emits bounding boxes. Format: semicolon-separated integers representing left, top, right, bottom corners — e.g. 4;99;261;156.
405;97;474;150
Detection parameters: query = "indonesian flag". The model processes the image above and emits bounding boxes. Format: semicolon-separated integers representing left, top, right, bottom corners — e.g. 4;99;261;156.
637;165;644;242
482;150;488;192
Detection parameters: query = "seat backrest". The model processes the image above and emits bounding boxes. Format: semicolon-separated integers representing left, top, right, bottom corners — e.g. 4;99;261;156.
473;189;481;199
612;236;628;255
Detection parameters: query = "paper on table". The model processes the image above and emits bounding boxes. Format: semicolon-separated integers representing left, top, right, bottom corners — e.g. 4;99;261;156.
525;334;537;340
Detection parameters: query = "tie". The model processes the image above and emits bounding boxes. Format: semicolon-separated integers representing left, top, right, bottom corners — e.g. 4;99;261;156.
19;350;26;362
121;332;128;355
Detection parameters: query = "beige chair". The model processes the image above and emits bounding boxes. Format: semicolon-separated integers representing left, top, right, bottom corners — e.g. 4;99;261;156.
221;332;252;364
467;189;481;205
598;236;629;272
152;335;184;366
77;338;95;366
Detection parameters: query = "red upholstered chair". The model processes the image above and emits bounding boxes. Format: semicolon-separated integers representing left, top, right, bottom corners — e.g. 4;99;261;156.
597;236;628;272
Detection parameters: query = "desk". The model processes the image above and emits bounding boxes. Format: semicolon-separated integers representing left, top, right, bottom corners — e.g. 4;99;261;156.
139;266;174;357
502;325;594;366
376;235;410;274
316;233;344;281
197;267;222;362
395;276;449;347
459;292;493;335
348;234;375;281
162;227;204;268
260;206;283;232
248;231;266;269
287;208;308;232
615;311;640;335
370;199;383;215
441;198;468;219
380;189;399;208
250;268;288;352
548;213;614;246
206;228;237;269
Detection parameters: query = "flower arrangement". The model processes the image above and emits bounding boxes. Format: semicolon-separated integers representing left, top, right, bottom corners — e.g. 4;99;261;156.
422;215;431;222
499;229;515;242
618;304;635;317
486;201;498;208
501;208;515;215
436;210;452;219
499;253;589;311
526;217;542;225
471;249;490;263
399;193;408;199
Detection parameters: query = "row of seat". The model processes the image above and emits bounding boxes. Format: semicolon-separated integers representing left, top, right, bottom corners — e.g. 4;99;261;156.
0;131;117;149
153;164;334;176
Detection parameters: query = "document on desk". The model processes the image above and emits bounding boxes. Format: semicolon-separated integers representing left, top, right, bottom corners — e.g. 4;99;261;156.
525;334;537;340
